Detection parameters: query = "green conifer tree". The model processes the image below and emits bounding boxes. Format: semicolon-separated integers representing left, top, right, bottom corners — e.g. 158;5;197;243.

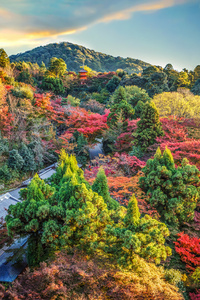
107;86;134;128
8;149;24;171
19;143;36;173
6;174;56;266
139;147;200;226
105;195;171;267
73;131;89;166
134;101;164;151
92;167;119;210
124;194;140;229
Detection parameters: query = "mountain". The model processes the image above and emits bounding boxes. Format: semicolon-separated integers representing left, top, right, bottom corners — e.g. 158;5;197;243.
9;42;151;74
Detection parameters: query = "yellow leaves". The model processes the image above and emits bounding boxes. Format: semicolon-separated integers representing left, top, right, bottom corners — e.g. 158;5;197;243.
153;91;200;120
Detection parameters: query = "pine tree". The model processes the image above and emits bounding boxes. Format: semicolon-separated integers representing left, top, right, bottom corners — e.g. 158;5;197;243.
19;143;36;173
105;194;171;267
92;167;119;210
107;86;134;128
134;101;164;151
8;149;24;171
6;174;56;266
124;194;140;228
73;131;89;166
139;147;200;226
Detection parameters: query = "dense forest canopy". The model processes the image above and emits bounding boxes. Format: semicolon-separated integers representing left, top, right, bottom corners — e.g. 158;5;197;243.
9;42;151;74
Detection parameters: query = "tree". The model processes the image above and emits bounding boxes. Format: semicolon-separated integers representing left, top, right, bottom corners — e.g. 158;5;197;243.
139;147;200;226
194;65;200;81
92;167;120;210
6;151;111;265
153;90;200;119
134;101;164;151
64;107;108;142
107;86;134;128
50;151;111;252
164;63;174;72
191;79;200;95
48;57;67;77
17;70;34;85
142;65;160;77
6;174;56;266
8;149;24;171
145;71;169;97
0;106;13;137
19;143;36;173
105;194;171;266
124;85;151;118
73;131;89;166
124;194;140;228
66;95;80;107
106;75;121;93
175;71;190;88
0;49;10;68
41;76;65;94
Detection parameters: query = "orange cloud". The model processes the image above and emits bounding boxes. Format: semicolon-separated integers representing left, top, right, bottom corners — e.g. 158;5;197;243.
98;0;189;23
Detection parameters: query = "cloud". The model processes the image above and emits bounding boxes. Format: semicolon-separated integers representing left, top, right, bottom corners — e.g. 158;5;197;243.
98;0;190;22
0;0;192;48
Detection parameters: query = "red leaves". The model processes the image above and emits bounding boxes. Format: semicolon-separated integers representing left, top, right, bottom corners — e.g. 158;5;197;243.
174;233;200;272
34;93;65;123
115;119;139;152
154;118;200;170
114;153;146;176
190;290;200;300
158;117;188;143
65;107;108;140
0;106;13;137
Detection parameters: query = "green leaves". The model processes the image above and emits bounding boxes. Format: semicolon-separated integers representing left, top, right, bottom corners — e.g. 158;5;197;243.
140;147;200;227
105;195;171;267
107;86;135;128
134;101;164;151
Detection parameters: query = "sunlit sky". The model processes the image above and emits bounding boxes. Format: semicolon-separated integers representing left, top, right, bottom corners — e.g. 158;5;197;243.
1;0;199;71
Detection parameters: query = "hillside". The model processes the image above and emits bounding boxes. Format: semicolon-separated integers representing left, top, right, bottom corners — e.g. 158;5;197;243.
9;42;151;74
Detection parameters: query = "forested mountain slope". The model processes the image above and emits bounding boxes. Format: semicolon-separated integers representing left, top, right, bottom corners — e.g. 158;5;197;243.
9;42;151;74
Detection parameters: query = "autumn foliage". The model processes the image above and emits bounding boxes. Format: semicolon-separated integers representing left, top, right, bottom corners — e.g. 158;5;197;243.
64;107;108;140
174;233;200;272
0;106;13;137
0;251;183;300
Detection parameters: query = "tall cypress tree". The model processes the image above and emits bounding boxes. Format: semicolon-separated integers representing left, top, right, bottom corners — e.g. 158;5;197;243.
92;167;119;210
124;194;140;229
107;86;134;128
134;101;164;151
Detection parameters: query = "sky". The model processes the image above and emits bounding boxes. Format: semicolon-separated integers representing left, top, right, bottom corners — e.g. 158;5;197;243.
0;0;199;71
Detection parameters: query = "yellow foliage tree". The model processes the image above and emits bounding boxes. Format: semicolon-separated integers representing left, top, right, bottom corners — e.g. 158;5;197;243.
153;90;200;120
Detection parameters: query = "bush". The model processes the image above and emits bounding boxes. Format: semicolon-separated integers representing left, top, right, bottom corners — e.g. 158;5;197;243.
65;94;80;106
164;268;183;286
12;85;34;100
80;99;105;114
0;165;12;181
